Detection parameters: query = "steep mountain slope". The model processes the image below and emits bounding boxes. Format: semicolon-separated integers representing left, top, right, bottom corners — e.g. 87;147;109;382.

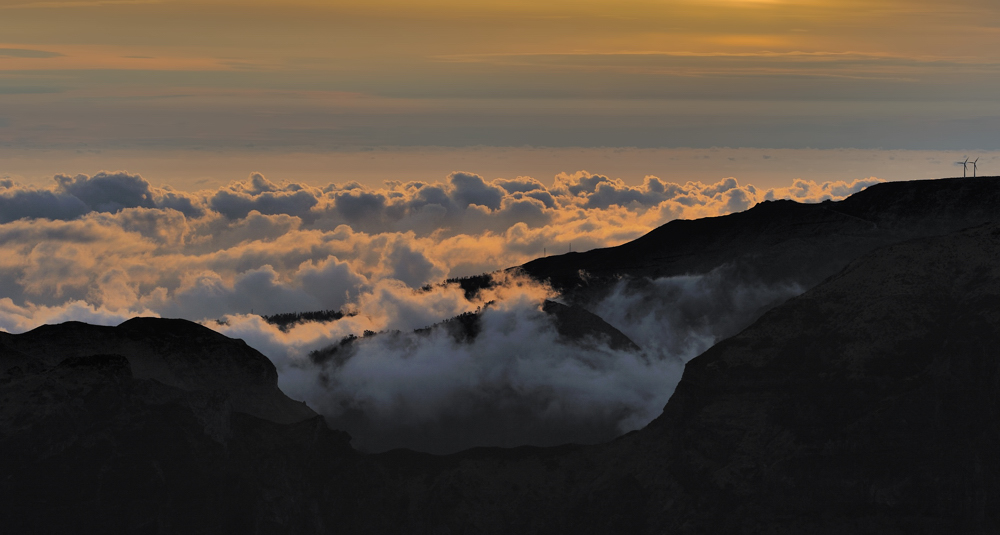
624;222;1000;533
521;176;1000;294
541;300;640;352
381;222;1000;534
1;317;316;425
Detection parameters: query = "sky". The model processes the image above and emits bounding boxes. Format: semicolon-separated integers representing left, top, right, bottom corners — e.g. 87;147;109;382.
2;0;999;451
1;0;999;186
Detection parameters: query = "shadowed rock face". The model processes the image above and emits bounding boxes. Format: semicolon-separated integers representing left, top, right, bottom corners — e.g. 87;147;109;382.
623;222;1000;533
377;223;1000;534
0;317;316;425
522;176;1000;296
425;299;641;352
541;299;640;352
0;320;399;535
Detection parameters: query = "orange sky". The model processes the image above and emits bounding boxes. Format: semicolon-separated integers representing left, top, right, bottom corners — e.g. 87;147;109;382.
0;0;998;184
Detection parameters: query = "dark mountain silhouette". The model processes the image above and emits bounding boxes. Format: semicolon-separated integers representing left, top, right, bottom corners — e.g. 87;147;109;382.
237;177;1000;336
522;176;1000;295
1;317;316;424
2;176;1000;533
0;320;403;534
541;299;640;352
407;177;1000;360
252;178;1000;349
309;298;640;367
373;220;1000;534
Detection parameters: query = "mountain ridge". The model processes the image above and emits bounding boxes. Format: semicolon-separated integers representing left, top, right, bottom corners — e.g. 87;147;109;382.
1;317;316;425
522;176;1000;294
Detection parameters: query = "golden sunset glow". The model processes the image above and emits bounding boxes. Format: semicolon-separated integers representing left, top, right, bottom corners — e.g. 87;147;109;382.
4;0;997;70
1;0;999;461
0;0;995;191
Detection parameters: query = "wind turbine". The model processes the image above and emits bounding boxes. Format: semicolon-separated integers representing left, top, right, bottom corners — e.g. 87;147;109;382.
959;157;969;177
973;157;979;177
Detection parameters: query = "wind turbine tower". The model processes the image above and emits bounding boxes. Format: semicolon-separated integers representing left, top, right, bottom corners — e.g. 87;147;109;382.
961;157;969;177
973;157;979;177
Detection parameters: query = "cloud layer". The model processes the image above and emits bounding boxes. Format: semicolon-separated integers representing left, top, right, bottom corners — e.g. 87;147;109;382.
0;169;878;451
235;268;805;453
0;170;876;321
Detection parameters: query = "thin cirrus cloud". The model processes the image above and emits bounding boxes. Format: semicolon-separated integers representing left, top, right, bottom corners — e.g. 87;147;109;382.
0;48;63;58
0;44;227;71
427;50;1000;90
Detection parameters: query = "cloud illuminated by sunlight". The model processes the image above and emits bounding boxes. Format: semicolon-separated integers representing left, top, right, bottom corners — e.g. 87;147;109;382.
0;169;881;334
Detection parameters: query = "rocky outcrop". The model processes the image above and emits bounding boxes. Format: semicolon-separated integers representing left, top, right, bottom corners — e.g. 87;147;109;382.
0;320;399;534
542;299;640;352
522;176;1000;294
1;317;316;425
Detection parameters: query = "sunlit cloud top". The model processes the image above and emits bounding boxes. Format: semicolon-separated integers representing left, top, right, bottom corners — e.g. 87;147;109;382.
0;169;878;329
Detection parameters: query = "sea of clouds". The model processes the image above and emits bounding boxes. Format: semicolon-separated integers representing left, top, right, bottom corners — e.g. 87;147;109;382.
0;170;879;452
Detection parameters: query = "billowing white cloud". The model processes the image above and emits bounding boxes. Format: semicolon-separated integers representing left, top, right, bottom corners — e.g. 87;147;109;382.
1;171;205;224
762;177;882;203
0;168;879;327
205;268;803;454
0;168;879;452
210;172;319;220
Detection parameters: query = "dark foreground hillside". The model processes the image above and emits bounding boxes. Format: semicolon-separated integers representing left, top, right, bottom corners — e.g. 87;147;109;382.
376;221;1000;534
0;319;403;533
2;177;1000;533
